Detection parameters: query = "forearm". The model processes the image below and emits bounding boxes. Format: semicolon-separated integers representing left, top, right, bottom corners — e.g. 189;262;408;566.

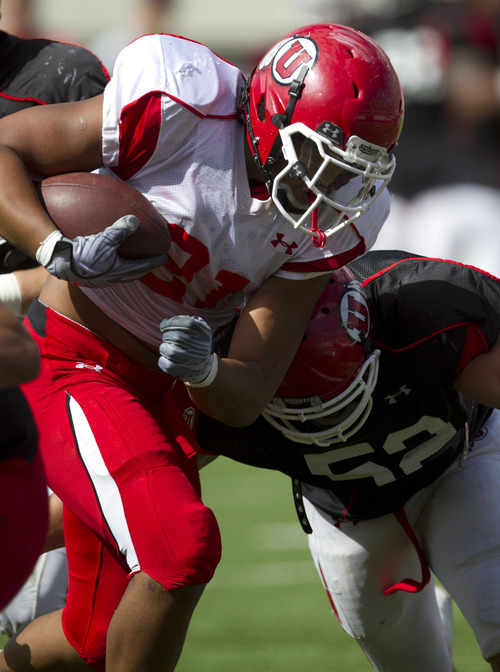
0;146;57;257
43;493;65;552
15;266;50;315
186;355;287;427
193;276;328;424
454;339;500;409
160;276;330;424
0;96;104;257
0;265;50;319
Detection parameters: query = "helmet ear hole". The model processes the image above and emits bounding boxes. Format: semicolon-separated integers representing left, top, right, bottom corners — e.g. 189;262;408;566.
257;95;266;122
271;113;287;129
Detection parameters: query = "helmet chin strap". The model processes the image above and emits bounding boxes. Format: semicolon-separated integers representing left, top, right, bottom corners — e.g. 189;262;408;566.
244;65;309;189
308;193;326;248
265;65;309;170
276;185;327;247
245;64;327;248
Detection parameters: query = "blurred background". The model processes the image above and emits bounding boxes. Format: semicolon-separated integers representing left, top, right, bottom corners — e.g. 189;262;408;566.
0;2;498;669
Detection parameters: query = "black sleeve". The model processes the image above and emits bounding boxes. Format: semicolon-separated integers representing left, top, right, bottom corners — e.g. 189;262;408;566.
356;253;500;374
42;41;110;103
0;34;109;118
0;34;110;271
0;387;38;462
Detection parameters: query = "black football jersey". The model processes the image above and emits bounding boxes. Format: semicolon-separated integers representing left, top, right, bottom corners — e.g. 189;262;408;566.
0;31;109;116
197;251;500;520
0;31;110;272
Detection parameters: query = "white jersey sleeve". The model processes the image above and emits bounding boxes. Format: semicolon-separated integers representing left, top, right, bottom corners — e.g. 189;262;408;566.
102;33;244;176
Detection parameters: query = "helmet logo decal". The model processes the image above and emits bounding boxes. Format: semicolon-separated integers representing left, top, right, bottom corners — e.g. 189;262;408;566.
268;37;318;85
339;281;370;343
183;406;197;431
316;121;344;147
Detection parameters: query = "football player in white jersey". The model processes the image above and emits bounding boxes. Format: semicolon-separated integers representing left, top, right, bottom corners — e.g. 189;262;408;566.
0;24;403;672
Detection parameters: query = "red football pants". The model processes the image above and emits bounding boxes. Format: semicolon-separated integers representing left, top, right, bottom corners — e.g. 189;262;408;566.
23;301;221;668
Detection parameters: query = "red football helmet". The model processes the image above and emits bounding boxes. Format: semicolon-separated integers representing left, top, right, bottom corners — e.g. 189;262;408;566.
242;24;404;242
262;267;380;445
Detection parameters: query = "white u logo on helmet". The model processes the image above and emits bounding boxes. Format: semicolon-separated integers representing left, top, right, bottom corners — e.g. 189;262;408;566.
271;37;318;84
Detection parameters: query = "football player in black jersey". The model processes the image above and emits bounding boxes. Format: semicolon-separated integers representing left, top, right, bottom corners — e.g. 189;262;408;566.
0;1;110;316
189;250;500;672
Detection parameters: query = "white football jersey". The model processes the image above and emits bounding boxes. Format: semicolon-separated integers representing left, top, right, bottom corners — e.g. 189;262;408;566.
81;34;390;346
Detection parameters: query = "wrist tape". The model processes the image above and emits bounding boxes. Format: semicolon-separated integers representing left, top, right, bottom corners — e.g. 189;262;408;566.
185;354;219;388
36;230;64;267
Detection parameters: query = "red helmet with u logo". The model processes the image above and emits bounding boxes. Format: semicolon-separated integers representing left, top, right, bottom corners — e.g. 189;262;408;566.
262;266;380;446
242;24;404;241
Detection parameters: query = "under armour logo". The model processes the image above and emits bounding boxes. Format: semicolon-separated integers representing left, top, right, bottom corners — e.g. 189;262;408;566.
271;233;298;255
384;385;411;405
75;362;103;372
317;121;343;147
183;406;196;431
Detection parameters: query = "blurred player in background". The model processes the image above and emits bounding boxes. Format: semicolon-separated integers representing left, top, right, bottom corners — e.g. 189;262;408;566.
0;0;108;638
0;301;46;612
0;3;109;644
0;23;403;672
0;496;66;639
0;0;32;36
0;0;109;316
188;251;500;672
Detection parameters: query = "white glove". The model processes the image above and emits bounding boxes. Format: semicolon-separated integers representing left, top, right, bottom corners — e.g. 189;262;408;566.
36;215;166;287
159;315;218;387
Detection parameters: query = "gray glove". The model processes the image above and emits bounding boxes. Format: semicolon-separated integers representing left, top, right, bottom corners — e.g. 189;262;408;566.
159;315;218;387
36;215;166;287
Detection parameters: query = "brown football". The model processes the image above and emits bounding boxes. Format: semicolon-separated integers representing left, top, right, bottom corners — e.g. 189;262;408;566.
35;172;171;259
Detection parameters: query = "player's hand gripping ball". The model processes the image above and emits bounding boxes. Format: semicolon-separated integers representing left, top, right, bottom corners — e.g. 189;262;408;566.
35;172;171;286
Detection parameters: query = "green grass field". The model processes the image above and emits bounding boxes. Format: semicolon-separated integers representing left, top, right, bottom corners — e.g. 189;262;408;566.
0;456;490;670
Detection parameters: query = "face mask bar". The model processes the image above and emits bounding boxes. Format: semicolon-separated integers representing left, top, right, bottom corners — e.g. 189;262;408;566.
271;122;396;240
262;349;380;447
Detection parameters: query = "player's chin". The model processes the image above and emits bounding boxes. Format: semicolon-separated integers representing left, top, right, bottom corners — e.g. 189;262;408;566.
276;186;310;214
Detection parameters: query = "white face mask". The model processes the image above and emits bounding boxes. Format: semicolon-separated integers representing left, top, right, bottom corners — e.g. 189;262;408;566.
271;122;396;244
262;349;380;447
